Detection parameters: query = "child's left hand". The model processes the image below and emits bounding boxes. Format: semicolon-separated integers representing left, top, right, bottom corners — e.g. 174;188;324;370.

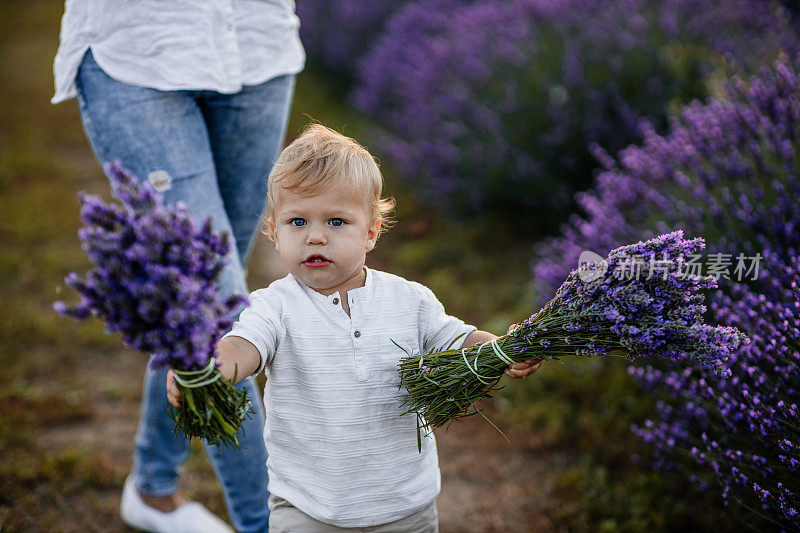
505;359;543;379
462;327;544;379
504;323;543;378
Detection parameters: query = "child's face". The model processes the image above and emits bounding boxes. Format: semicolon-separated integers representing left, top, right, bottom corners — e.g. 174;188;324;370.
269;185;380;295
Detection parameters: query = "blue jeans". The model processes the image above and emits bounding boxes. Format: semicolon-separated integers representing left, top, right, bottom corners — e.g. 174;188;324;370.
75;49;294;532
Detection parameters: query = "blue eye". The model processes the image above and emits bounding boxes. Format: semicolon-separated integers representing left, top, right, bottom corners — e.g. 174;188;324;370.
289;218;306;227
329;218;345;227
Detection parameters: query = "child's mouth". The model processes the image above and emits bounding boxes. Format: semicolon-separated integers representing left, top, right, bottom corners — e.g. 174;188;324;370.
303;255;331;267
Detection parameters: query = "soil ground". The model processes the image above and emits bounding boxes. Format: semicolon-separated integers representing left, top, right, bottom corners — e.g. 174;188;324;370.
35;365;563;533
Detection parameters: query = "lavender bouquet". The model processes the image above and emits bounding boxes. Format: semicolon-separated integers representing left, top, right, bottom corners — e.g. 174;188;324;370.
54;163;250;449
399;231;748;441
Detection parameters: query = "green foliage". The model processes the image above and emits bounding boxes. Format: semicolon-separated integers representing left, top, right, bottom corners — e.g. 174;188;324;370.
497;359;761;531
374;215;537;329
552;458;727;533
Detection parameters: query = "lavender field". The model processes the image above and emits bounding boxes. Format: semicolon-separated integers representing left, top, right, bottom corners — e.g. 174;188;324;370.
1;0;798;531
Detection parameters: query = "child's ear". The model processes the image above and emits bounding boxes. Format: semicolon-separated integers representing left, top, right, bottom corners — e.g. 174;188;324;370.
365;218;381;252
266;218;278;245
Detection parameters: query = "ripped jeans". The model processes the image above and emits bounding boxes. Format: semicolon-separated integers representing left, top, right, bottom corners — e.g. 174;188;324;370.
75;49;295;533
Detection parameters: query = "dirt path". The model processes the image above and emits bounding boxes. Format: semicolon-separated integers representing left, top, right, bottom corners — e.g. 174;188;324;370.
436;416;565;533
35;370;562;532
34;338;565;532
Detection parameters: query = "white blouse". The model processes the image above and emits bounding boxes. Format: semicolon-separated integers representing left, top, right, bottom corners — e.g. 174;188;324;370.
52;0;305;103
226;268;477;527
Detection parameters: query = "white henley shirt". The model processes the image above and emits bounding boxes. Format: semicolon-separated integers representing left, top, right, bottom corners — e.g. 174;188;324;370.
225;267;476;528
52;0;305;104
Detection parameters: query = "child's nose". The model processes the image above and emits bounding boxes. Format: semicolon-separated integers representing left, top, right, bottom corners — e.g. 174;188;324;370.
306;228;327;245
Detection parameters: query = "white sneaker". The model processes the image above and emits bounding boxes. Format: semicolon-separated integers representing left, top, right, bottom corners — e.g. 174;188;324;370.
120;475;233;533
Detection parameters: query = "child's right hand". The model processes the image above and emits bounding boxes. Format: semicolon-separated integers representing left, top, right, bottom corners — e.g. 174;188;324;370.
166;369;182;408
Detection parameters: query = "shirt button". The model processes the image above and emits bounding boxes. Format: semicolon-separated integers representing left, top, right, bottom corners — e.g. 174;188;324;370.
353;330;361;338
226;23;233;32
333;298;339;305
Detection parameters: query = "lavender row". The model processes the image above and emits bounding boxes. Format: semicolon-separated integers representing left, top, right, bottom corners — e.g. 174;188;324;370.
533;54;800;526
296;0;408;80
350;0;796;231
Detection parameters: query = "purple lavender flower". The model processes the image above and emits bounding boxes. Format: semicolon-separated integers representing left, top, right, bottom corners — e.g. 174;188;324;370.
631;254;799;526
352;0;797;231
296;0;409;80
533;54;800;526
525;230;747;370
55;163;247;371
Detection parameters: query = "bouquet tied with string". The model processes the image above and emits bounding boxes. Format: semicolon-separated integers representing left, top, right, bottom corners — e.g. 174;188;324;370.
55;163;251;448
399;231;748;445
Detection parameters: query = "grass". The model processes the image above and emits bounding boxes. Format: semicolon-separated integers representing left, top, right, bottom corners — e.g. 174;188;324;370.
497;360;724;532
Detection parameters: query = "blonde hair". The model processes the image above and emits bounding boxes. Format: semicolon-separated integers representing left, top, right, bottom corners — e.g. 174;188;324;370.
264;124;395;240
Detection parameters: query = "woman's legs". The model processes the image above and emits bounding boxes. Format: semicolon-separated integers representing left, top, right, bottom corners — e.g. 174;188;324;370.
75;49;269;532
200;74;295;264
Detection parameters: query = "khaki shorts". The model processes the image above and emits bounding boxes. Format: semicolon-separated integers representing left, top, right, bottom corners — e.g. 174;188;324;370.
268;495;439;533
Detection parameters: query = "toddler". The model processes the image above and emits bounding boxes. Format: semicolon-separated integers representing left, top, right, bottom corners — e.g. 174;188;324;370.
168;124;541;532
